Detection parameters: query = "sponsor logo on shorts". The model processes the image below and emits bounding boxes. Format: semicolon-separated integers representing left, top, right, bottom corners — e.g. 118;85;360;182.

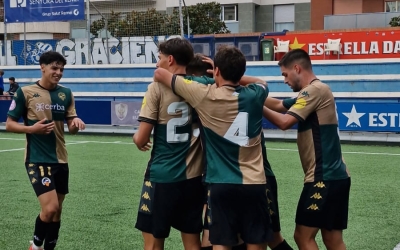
142;192;151;200
307;204;319;210
140;204;150;212
42;177;51;187
310;193;323;199
313;181;326;188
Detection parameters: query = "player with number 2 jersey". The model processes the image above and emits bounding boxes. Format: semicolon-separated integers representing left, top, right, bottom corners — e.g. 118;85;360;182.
153;46;274;249
133;38;208;249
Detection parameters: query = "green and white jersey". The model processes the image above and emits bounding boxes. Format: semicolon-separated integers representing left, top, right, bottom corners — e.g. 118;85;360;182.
171;76;269;185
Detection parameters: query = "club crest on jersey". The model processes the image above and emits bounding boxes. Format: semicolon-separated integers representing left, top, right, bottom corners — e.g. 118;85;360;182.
42;177;51;187
58;92;66;101
115;103;128;120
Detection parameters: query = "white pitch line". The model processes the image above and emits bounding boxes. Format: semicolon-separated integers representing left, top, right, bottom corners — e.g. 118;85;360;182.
266;148;400;156
0;147;25;153
1;137;400;156
0;141;89;153
0;138;25;141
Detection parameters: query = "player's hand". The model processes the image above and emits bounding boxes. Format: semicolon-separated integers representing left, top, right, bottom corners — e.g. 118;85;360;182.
139;141;153;151
71;117;86;130
30;118;55;134
202;56;214;75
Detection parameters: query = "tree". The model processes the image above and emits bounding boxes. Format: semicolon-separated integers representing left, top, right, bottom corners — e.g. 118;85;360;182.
389;16;400;27
90;2;229;38
174;2;230;35
90;10;180;38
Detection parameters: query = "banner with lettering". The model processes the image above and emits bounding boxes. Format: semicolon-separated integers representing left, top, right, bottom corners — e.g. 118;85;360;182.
265;30;400;60
4;0;85;23
337;102;400;132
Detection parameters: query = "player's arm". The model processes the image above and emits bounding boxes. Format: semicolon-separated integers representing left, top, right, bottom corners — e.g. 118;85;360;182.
264;86;320;130
133;122;154;151
262;107;298;130
133;83;159;151
65;91;85;134
239;76;267;87
6;88;54;134
264;97;297;113
200;56;266;87
154;68;209;108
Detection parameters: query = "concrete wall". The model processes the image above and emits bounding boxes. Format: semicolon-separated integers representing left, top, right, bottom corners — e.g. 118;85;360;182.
295;2;311;30
238;3;256;32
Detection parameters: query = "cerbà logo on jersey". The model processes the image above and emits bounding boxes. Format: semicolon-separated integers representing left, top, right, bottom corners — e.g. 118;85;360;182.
10;0;26;8
36;103;65;112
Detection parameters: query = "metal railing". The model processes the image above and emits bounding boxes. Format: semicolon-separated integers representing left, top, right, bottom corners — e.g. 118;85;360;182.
324;12;400;30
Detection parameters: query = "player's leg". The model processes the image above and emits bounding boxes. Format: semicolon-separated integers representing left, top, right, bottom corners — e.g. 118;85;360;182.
44;164;69;250
320;178;351;250
201;203;212;250
321;229;345;250
212;246;231;250
240;185;272;250
174;177;204;250
208;184;242;249
201;184;212;250
135;180;176;250
30;190;59;250
142;233;165;250
293;181;323;250
266;176;293;250
293;225;319;250
26;163;59;250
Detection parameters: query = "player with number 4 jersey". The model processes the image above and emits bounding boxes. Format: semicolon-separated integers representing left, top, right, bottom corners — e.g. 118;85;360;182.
154;45;273;250
133;38;211;250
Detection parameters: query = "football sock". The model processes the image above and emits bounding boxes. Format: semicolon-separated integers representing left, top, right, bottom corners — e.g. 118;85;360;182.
44;221;61;250
272;240;294;250
232;243;246;250
33;215;49;247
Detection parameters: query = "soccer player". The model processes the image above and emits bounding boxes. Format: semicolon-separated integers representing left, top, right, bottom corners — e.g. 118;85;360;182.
133;37;207;250
154;45;273;250
5;51;85;250
187;54;293;250
263;49;351;250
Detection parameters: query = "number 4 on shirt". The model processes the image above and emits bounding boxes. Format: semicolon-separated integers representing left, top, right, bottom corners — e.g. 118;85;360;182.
223;112;249;146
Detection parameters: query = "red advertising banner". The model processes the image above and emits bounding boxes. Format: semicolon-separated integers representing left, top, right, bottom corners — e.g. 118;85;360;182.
265;30;400;60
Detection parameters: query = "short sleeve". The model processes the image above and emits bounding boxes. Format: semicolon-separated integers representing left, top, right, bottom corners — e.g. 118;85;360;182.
171;75;210;108
65;91;78;119
7;87;26;121
282;97;297;110
247;83;269;105
287;85;320;122
138;82;159;124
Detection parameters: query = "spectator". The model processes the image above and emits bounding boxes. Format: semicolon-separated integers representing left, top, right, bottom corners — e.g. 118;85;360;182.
0;70;4;96
7;77;19;96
